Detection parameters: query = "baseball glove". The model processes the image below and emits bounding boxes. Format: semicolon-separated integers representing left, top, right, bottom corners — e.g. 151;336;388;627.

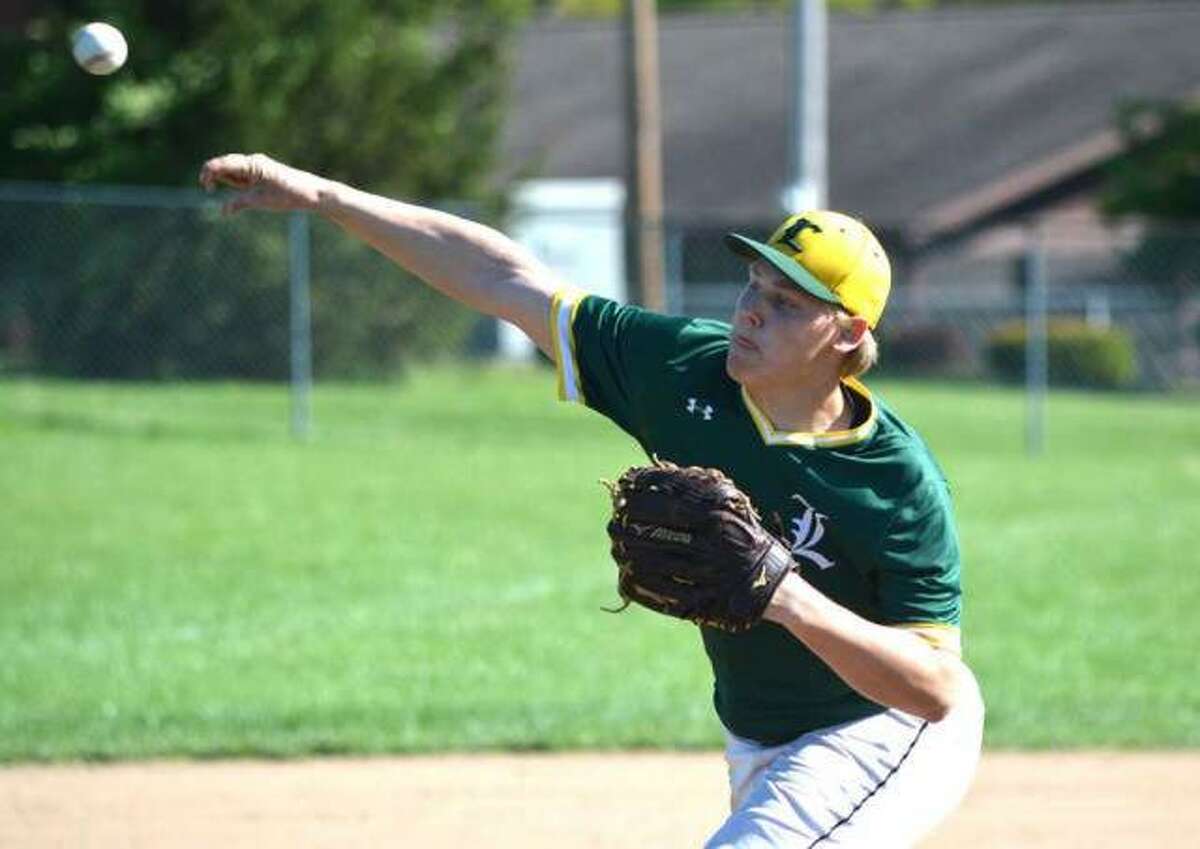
604;461;795;632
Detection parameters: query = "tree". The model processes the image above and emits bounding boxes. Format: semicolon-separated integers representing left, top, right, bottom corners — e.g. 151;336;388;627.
1100;98;1200;390
1102;99;1200;302
0;1;531;379
0;0;529;200
1103;99;1200;222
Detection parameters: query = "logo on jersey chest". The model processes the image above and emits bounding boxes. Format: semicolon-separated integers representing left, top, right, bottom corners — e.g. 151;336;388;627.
783;493;836;570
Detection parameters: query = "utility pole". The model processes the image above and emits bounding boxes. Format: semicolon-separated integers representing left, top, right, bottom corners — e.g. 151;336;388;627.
786;0;828;212
622;0;666;310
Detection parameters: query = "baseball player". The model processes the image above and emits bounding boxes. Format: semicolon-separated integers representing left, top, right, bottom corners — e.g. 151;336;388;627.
200;153;984;848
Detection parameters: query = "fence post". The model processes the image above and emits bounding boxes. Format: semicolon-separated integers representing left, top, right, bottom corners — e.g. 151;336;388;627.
663;226;684;315
288;211;313;440
1022;232;1048;456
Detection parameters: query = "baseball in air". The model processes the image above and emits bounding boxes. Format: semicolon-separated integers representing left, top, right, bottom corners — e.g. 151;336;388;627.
72;22;128;76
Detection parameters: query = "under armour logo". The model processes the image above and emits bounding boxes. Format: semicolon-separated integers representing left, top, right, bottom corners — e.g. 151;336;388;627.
686;397;714;421
776;217;823;253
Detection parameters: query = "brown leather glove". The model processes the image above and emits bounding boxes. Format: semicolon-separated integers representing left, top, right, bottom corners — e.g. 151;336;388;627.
605;462;795;633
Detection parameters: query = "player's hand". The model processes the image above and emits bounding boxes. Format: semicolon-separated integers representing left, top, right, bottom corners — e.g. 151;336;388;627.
199;153;325;215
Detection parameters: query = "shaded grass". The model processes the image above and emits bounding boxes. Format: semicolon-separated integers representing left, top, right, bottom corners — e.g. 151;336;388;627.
1;370;1198;760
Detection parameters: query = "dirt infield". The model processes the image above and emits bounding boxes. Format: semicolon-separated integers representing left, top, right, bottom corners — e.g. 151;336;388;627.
1;751;1196;848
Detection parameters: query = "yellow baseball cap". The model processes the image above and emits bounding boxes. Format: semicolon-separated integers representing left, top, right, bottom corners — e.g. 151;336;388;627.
724;211;892;328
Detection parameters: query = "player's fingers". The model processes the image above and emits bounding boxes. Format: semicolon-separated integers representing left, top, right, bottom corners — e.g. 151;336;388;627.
199;154;258;191
199;155;232;190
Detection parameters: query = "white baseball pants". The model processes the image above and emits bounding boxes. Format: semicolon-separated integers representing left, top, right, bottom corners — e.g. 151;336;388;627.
705;676;984;848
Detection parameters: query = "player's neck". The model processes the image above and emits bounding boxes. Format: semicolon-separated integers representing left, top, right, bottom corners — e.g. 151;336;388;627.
742;378;850;434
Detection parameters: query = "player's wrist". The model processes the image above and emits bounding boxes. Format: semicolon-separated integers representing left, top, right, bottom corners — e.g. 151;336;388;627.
762;571;811;626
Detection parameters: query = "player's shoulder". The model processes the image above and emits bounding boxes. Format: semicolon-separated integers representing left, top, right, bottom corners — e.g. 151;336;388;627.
856;391;953;504
552;291;733;415
571;293;732;355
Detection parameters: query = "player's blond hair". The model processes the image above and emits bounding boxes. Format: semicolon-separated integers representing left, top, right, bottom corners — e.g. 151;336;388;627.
836;312;879;378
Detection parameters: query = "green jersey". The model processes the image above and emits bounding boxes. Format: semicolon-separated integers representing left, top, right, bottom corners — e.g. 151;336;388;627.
551;292;964;745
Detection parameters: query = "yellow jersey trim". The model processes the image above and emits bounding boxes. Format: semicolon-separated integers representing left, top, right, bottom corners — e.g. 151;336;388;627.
739;377;877;448
550;289;585;403
894;622;962;654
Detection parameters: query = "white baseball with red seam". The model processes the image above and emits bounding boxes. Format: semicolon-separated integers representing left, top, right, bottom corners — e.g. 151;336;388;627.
72;22;128;76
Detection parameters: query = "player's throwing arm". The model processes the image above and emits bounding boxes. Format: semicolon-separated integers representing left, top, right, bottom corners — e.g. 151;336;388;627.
199;153;562;354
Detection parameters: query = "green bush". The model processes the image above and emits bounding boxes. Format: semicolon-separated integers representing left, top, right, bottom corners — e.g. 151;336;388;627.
985;319;1138;389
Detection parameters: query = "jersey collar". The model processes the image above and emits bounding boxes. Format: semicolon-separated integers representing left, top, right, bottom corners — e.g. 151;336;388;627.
740;377;877;449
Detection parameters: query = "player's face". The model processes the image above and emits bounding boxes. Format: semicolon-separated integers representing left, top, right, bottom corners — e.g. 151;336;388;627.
725;261;843;390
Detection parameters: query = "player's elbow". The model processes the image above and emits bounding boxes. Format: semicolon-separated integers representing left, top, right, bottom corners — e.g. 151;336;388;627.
913;655;976;723
913;691;954;723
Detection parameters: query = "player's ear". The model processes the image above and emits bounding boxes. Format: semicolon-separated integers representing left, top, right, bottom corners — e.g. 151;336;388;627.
831;313;869;354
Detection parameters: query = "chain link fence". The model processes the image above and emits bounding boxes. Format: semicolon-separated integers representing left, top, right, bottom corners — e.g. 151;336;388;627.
0;182;485;377
3;182;1197;438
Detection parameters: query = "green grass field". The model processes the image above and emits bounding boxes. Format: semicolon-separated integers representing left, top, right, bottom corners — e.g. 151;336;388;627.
2;368;1198;762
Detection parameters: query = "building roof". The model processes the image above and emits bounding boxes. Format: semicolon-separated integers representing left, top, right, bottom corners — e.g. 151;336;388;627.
500;2;1200;243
